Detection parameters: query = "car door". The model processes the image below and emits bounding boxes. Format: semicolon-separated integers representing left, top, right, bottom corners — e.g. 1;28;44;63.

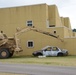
50;47;59;56
43;47;52;56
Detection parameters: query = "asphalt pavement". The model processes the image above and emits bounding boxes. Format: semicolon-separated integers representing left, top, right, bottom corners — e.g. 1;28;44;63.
0;62;76;75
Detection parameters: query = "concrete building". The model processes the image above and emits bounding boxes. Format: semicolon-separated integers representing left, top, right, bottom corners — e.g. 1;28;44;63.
0;3;76;55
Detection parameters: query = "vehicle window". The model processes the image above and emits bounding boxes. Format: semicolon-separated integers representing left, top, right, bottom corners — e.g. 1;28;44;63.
45;47;52;51
52;47;59;51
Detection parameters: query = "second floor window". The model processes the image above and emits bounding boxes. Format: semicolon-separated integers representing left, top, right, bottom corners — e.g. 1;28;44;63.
27;20;33;26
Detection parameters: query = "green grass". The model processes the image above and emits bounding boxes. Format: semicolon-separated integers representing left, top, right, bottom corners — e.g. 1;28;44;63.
0;73;27;75
0;56;76;67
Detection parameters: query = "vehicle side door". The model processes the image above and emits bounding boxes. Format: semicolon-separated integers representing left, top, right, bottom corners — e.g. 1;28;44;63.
43;47;52;56
51;47;59;56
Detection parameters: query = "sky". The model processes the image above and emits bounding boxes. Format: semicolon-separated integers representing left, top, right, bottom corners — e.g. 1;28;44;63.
0;0;76;29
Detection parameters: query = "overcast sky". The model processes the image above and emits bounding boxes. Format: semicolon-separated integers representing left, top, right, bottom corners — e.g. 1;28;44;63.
0;0;76;29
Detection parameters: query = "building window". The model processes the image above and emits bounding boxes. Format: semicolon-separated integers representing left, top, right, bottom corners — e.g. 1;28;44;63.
27;20;33;26
49;25;55;27
27;41;34;48
46;19;55;28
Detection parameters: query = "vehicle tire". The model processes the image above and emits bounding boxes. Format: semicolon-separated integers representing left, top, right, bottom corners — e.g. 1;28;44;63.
37;53;43;56
57;53;63;56
0;48;10;59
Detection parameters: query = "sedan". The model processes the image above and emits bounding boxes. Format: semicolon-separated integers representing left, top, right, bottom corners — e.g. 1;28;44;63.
32;46;68;57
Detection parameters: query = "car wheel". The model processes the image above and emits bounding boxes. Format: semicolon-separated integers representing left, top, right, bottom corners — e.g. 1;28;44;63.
37;53;43;56
57;53;63;56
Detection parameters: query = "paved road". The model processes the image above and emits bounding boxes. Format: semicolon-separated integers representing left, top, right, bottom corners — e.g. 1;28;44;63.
0;63;76;75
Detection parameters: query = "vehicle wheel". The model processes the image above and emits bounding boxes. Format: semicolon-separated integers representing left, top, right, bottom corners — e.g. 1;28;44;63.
0;48;10;59
37;53;43;56
57;53;63;56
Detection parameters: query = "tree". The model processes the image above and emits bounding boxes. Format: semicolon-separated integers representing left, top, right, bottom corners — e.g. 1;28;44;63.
72;29;76;32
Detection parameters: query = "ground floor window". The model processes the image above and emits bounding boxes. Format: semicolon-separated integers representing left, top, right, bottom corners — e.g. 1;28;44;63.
27;40;34;48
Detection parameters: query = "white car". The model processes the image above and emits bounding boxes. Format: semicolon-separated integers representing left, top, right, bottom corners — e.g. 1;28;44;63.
32;46;68;56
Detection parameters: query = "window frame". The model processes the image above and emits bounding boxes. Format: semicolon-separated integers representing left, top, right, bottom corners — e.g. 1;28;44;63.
27;40;34;48
26;20;33;26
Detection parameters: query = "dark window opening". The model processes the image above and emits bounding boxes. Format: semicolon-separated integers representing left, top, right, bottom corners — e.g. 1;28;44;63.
49;25;55;27
28;41;34;47
27;21;33;26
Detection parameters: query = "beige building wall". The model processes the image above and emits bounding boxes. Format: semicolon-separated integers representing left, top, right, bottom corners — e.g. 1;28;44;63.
17;31;64;56
61;17;64;26
64;27;73;38
0;4;48;36
48;5;55;26
48;5;62;27
73;32;76;37
61;17;73;38
61;17;71;29
0;3;76;55
64;38;76;55
46;27;64;39
64;17;71;29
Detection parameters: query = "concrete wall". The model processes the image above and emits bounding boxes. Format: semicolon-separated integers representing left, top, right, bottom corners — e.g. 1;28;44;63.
61;17;71;29
48;5;62;27
64;27;73;38
17;31;64;56
73;32;76;37
64;38;76;55
64;17;71;29
0;4;48;36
